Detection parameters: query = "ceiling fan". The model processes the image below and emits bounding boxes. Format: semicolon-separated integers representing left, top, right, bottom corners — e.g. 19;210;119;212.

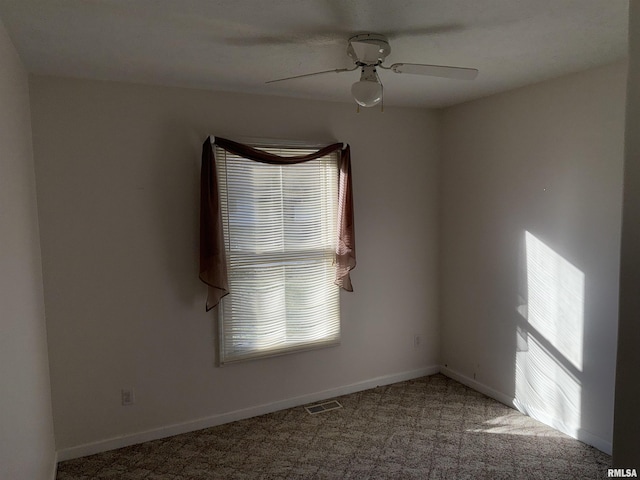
266;33;479;108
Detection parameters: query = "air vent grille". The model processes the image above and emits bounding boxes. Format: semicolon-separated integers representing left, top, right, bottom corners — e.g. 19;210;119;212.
304;400;343;415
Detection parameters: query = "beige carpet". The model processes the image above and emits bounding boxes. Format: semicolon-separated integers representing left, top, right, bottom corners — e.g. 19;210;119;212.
56;374;610;479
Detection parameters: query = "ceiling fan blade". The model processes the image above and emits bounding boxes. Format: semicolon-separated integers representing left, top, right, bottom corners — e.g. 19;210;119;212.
266;67;357;84
385;24;466;39
224;31;348;47
389;63;479;80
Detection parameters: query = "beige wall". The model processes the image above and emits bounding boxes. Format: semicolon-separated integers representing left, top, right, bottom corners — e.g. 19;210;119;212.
29;76;441;456
0;18;56;480
440;62;627;453
613;0;640;466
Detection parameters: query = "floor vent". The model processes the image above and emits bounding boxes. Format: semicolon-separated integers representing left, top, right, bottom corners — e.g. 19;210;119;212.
305;400;343;415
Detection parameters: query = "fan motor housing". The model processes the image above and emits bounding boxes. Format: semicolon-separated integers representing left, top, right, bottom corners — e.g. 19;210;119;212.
347;33;391;65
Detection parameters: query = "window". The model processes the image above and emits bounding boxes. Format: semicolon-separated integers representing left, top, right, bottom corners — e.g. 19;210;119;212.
214;143;341;363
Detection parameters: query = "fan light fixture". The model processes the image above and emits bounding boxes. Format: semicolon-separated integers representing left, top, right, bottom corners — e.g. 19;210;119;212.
265;33;479;111
351;66;382;107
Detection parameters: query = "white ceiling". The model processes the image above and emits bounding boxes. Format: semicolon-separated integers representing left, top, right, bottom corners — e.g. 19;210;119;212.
0;0;629;108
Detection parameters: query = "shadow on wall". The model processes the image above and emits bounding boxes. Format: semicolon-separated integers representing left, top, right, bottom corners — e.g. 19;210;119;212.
148;121;205;307
514;231;585;437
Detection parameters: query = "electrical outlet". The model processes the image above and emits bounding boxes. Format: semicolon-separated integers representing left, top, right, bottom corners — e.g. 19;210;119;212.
121;388;135;406
413;335;421;349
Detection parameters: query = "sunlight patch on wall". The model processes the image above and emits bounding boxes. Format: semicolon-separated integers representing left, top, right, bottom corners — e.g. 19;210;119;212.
525;231;584;370
514;231;584;436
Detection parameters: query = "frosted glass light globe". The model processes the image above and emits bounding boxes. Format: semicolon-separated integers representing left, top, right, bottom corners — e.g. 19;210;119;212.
351;80;382;107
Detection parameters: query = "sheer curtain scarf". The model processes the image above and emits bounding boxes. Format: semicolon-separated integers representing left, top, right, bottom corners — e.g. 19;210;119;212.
199;137;356;311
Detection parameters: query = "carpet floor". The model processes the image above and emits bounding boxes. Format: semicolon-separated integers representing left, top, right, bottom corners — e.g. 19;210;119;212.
56;374;610;479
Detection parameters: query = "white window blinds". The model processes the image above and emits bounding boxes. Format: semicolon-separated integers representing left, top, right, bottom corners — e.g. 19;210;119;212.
215;145;340;364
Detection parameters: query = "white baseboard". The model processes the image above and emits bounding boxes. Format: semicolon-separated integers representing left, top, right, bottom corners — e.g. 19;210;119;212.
439;366;612;455
512;398;613;455
57;365;439;462
576;428;612;455
50;452;58;480
439;366;517;408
